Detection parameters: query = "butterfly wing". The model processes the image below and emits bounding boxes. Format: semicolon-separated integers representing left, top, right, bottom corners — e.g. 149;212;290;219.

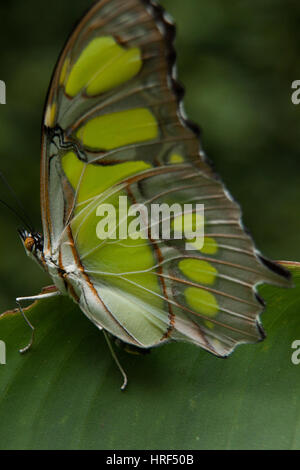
40;0;291;356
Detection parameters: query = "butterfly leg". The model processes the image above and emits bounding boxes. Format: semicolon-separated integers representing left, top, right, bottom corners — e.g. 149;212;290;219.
103;330;128;391
16;291;61;354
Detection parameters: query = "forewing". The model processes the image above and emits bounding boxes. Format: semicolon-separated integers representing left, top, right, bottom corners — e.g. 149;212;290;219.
40;0;291;355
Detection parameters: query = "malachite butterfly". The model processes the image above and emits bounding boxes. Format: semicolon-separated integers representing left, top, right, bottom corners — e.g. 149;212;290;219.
16;0;291;389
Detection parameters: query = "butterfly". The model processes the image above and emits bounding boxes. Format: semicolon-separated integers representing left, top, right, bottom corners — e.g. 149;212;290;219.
17;0;291;389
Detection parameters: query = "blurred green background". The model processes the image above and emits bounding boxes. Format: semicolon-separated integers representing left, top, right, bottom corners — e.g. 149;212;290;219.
0;0;299;314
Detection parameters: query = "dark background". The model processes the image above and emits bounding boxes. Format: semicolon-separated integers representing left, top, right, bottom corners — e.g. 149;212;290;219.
0;0;299;313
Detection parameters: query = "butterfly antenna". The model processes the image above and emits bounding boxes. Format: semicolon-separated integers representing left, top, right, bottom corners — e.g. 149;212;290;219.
103;330;128;391
0;198;33;232
0;171;34;231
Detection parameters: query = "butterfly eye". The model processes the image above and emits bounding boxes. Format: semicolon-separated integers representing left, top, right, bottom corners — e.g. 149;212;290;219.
24;237;35;252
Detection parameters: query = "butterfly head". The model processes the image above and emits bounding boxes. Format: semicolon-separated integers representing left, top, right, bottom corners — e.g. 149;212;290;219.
18;229;44;262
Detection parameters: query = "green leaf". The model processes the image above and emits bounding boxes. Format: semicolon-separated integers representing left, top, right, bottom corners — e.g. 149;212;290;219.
0;264;299;450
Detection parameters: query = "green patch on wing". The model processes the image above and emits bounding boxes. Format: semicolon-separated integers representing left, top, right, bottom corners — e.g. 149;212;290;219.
65;36;142;96
184;287;219;317
179;259;218;285
76;108;158;150
62;151;150;205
